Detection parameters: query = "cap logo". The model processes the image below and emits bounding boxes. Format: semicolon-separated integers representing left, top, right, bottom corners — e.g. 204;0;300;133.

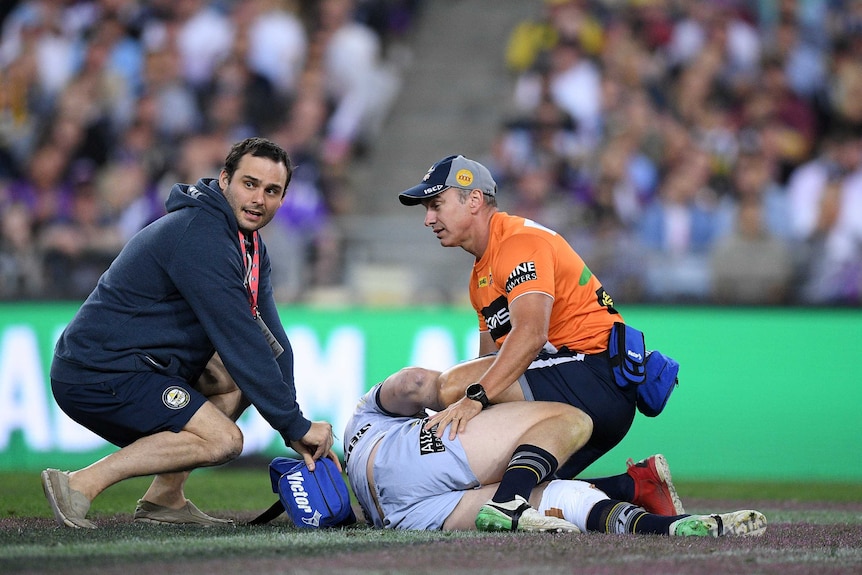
421;164;436;182
455;169;474;187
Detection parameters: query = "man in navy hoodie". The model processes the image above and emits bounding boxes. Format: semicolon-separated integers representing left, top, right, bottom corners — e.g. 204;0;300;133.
41;137;338;529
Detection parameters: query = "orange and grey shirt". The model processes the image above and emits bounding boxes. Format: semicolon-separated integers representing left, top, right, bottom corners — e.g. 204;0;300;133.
469;212;621;354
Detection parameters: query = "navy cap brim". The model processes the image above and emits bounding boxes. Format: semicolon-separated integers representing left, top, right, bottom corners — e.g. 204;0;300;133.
398;182;447;206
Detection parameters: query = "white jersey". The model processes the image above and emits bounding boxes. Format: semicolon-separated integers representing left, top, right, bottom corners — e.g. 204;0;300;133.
343;384;478;530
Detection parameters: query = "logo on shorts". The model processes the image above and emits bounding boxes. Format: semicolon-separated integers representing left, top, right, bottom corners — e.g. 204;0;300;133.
162;386;191;410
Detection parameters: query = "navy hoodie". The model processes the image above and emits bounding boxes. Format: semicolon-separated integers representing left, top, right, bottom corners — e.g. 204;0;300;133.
51;177;312;443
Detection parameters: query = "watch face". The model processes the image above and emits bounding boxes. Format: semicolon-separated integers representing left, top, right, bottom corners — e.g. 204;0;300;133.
466;383;488;408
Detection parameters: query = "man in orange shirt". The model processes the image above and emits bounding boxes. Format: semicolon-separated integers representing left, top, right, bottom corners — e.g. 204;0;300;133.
398;155;676;528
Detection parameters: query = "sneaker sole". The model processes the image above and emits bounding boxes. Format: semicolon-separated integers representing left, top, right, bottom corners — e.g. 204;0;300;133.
41;469;96;529
476;521;574;533
133;516;231;527
133;500;234;527
475;515;511;531
133;517;207;526
675;510;767;537
719;510;767;537
475;509;578;533
652;454;685;515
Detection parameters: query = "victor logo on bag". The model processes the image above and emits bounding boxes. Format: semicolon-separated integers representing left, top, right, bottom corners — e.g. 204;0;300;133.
248;457;357;529
284;470;313;514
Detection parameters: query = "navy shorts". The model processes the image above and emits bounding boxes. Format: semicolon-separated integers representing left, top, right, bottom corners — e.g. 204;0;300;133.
51;372;208;448
519;349;637;479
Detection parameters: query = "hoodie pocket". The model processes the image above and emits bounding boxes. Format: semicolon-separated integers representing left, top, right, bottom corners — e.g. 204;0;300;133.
139;353;177;374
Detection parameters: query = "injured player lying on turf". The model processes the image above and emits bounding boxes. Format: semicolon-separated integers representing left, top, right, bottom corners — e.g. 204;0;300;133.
374;354;687;516
343;366;766;536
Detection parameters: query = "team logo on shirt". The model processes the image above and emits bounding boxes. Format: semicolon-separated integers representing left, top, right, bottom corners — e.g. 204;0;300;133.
505;261;537;293
482;296;512;341
162;386;191;410
596;287;619;314
419;419;446;454
478;276;489;288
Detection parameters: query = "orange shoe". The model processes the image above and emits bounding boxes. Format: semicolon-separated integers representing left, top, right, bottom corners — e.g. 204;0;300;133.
626;454;685;516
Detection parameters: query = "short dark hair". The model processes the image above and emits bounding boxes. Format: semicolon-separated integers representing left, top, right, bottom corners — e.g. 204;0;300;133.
223;137;293;191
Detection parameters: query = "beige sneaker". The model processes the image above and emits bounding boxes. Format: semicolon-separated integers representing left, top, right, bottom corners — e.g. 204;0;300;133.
134;499;234;527
475;495;580;533
670;510;767;537
41;469;96;529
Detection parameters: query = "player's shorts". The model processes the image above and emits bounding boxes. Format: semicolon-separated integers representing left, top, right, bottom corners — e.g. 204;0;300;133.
51;371;208;448
518;349;637;478
356;419;479;530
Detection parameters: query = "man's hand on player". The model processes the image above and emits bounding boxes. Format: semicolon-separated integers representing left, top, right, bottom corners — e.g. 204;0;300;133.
423;396;483;440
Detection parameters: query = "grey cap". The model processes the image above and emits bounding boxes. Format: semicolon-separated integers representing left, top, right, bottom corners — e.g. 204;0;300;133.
398;155;497;206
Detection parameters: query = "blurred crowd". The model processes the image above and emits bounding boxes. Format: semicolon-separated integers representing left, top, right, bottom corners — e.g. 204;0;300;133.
2;0;862;307
0;0;416;301
489;0;862;306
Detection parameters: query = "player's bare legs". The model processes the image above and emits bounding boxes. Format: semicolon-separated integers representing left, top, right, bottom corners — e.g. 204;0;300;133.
442;401;591;531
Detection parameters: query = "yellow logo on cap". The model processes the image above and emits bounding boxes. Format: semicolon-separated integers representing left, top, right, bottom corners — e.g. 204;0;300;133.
455;169;474;187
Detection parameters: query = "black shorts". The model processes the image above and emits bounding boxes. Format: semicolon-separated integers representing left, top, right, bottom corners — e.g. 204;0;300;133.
519;349;637;478
51;372;208;448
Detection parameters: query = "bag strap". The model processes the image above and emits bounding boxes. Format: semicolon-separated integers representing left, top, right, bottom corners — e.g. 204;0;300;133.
248;500;285;525
610;322;625;367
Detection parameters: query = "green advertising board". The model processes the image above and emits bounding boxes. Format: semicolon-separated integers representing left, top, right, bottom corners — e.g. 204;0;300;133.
1;303;859;481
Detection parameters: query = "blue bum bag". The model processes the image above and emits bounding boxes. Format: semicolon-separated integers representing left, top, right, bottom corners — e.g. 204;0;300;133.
638;350;680;417
608;322;679;417
249;457;357;528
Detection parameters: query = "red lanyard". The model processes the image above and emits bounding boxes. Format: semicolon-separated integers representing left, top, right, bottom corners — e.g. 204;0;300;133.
238;230;260;317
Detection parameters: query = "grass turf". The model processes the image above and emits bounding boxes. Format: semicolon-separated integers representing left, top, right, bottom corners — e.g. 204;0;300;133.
2;469;860;575
2;468;859;519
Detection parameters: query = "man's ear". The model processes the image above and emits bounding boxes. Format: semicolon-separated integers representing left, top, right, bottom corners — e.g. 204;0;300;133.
470;189;485;210
218;169;229;189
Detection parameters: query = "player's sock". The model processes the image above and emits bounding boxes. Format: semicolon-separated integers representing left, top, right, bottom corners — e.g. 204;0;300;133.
491;444;558;504
580;473;634;502
586;500;679;535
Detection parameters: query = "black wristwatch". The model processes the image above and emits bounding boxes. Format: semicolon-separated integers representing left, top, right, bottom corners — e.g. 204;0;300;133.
465;383;490;409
